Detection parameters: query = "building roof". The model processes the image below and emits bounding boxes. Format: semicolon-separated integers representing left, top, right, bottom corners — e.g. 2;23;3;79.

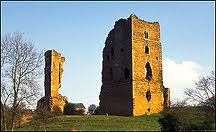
72;103;86;109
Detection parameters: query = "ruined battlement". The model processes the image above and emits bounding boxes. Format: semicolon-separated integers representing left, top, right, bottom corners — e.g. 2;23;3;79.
130;14;159;25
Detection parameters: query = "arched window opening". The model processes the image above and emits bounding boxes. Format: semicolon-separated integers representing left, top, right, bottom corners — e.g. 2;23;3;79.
145;46;149;54
124;68;130;80
145;62;152;81
146;89;151;102
144;31;148;39
110;68;113;80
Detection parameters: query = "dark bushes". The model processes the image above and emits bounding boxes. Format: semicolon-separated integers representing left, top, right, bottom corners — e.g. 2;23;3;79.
63;103;75;115
158;107;214;131
158;112;180;131
63;103;85;115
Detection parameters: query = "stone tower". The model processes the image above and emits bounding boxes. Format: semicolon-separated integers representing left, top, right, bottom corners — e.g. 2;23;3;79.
44;50;65;98
99;15;168;116
37;50;66;113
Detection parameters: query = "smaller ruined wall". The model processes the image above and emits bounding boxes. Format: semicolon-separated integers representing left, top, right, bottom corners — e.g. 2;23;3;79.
164;88;170;111
47;50;65;97
37;50;66;113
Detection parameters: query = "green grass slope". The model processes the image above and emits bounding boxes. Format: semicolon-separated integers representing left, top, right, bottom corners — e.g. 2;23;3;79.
15;114;161;131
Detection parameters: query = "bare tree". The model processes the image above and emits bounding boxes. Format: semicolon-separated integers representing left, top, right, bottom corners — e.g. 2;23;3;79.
1;33;13;130
185;71;215;110
170;99;188;108
1;32;43;130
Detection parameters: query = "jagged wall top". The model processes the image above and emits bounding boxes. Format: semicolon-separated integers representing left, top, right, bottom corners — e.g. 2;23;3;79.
105;14;160;46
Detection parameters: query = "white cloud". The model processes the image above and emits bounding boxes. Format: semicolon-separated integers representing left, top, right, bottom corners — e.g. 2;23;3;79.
163;58;203;102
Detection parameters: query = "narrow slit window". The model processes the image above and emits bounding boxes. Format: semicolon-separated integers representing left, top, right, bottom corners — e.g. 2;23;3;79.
121;48;124;52
111;48;114;57
146;89;151;102
156;57;158;62
124;68;130;79
144;31;148;39
107;55;109;61
110;68;113;80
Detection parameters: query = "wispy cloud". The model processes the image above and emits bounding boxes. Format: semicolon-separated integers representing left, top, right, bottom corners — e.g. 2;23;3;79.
163;58;203;101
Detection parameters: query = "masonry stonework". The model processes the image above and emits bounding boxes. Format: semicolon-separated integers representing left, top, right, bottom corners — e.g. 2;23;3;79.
99;15;170;116
37;50;66;113
164;88;171;111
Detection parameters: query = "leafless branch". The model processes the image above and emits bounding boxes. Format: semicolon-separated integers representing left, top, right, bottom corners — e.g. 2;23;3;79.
1;32;44;130
184;71;215;110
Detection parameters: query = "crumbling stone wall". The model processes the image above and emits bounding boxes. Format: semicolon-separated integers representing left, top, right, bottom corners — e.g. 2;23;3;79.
164;88;170;111
99;15;169;116
37;50;66;113
99;18;133;116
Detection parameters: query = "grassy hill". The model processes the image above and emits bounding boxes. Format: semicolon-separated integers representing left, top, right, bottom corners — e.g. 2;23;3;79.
15;114;161;131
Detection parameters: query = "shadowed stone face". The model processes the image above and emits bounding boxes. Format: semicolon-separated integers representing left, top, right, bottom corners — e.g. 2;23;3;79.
99;15;168;116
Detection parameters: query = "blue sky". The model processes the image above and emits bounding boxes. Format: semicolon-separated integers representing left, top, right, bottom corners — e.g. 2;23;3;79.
2;2;215;108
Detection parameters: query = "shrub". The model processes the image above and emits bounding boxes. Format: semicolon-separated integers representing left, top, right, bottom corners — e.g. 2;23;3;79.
32;107;54;130
63;103;75;115
158;107;214;131
52;106;63;116
93;106;101;115
158;112;180;131
88;104;97;114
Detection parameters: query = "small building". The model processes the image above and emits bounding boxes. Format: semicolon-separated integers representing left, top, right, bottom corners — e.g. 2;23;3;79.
72;103;87;115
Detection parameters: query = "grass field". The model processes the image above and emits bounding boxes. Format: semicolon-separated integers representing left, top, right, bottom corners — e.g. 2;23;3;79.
15;114;161;131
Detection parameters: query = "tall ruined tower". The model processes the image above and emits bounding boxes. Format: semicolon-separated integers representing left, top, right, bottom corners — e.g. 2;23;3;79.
99;15;167;116
37;50;66;113
44;50;65;98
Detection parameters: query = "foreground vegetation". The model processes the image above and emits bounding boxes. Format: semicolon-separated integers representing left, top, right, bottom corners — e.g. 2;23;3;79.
15;114;161;131
158;106;215;131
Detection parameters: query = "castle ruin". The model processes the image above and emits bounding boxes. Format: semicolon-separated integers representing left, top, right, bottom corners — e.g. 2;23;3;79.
99;15;170;116
36;15;170;116
37;50;66;113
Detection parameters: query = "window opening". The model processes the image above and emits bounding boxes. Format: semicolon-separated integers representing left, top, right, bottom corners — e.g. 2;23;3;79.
107;55;109;61
124;68;130;79
110;68;113;80
146;89;151;102
145;62;152;81
144;31;148;39
111;48;114;57
121;48;124;52
145;46;149;54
